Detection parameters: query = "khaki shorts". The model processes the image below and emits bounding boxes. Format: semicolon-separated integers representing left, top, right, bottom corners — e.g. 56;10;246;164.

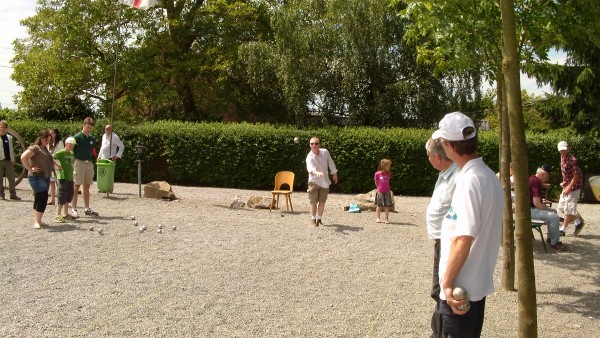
558;189;580;216
73;160;94;185
307;182;329;205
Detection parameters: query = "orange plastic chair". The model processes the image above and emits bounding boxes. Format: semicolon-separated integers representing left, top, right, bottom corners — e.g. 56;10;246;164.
270;171;295;212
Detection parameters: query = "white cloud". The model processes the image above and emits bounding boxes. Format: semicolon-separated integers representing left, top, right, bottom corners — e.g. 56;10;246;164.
0;1;36;109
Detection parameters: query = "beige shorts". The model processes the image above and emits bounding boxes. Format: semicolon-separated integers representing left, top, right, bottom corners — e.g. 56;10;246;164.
73;160;94;185
307;182;329;205
558;189;580;215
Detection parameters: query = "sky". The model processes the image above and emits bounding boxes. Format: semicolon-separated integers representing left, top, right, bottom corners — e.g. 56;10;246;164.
0;1;565;110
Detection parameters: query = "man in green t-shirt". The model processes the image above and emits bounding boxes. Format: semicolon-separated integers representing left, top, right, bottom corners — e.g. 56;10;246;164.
71;117;99;218
53;137;76;223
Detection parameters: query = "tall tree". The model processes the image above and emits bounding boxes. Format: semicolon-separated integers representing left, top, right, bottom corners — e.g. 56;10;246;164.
11;0;274;122
499;0;537;335
242;0;460;127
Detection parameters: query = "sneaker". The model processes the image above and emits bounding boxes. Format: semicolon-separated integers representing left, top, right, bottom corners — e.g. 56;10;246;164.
65;214;76;220
84;208;99;216
573;219;585;236
71;209;79;219
33;222;41;229
559;230;565;236
54;215;66;223
9;195;21;200
550;241;567;251
316;219;323;226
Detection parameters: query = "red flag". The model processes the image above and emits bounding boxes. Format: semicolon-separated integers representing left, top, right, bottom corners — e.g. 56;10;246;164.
120;0;158;10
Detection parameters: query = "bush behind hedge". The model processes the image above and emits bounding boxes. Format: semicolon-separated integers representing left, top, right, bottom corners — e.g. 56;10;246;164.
8;120;600;197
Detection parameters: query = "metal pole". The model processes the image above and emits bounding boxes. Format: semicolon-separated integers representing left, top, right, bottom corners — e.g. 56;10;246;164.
137;159;142;198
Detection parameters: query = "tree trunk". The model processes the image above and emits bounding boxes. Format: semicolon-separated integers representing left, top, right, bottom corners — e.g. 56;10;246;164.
500;0;538;337
498;76;515;291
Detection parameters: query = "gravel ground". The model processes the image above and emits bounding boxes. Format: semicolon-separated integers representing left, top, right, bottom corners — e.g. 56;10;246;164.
1;182;599;337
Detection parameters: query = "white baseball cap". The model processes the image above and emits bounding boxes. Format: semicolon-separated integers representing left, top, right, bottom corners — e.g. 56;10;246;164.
557;141;568;151
432;112;477;141
65;137;77;145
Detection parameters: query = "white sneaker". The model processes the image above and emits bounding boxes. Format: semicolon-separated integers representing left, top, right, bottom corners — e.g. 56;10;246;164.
71;209;79;219
33;222;41;229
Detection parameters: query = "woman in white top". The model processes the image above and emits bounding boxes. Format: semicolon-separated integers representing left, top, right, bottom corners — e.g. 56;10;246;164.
47;128;64;205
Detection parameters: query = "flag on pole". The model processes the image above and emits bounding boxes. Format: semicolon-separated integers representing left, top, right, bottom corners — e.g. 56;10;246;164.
119;0;158;10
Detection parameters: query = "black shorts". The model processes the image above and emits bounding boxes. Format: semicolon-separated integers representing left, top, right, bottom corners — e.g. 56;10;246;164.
57;179;74;205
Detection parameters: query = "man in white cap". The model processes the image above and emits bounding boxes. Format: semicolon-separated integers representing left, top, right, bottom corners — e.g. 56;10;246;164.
431;112;503;337
557;141;585;236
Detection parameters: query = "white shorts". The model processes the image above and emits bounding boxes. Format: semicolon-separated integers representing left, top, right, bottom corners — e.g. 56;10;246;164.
558;189;580;216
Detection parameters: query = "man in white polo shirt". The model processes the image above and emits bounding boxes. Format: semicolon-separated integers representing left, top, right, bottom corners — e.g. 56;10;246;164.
306;136;338;227
432;112;503;337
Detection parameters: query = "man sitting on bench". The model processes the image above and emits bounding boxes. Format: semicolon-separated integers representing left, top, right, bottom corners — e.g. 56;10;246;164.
530;164;566;251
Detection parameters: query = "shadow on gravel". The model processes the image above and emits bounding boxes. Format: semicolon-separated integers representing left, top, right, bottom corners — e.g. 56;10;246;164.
212;204;257;212
98;195;129;201
46;224;81;232
323;223;363;234
537;287;600;319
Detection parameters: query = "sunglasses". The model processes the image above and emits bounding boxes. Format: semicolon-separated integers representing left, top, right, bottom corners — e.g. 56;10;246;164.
310;142;319;145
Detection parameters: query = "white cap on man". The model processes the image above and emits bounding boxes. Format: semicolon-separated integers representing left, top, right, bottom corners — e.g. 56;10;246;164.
431;112;477;141
557;141;568;151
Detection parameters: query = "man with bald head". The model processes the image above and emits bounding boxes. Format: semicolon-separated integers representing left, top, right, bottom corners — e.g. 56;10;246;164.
99;125;125;161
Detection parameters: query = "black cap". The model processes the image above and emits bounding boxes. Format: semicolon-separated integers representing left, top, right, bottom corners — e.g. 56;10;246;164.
541;164;552;174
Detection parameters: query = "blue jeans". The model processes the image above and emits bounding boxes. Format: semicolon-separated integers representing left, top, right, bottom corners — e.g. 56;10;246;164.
530;208;561;245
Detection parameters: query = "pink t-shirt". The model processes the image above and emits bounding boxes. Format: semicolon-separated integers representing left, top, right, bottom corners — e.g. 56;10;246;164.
374;171;391;193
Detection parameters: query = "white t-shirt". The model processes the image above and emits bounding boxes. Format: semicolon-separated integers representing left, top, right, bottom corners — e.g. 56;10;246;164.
426;162;459;240
99;132;125;159
439;157;504;301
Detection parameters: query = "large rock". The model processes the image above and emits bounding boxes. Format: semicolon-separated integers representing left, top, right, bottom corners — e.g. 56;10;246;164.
143;181;177;200
353;189;395;212
247;195;273;209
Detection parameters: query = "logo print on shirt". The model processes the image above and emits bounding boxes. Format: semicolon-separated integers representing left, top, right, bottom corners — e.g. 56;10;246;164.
445;206;458;221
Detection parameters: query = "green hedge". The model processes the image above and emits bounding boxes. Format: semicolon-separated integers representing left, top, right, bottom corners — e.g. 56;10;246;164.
7;120;600;196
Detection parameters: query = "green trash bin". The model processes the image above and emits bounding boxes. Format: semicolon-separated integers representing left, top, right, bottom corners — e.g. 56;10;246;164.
97;159;116;193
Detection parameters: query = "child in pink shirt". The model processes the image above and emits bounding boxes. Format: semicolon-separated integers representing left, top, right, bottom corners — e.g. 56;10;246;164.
374;159;392;223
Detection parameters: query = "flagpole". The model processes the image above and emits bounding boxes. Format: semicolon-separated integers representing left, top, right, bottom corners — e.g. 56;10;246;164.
109;2;123;161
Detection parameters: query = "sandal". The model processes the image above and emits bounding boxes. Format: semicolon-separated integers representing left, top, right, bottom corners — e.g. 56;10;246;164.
376;219;382;223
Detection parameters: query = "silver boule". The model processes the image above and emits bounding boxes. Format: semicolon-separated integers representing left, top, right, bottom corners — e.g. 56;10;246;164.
157;229;162;233
89;226;94;231
133;220;139;226
158;224;163;229
172;225;177;230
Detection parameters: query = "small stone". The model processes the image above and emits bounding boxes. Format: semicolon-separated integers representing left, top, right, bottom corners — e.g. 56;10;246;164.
133;220;139;226
89;226;94;231
131;215;136;220
138;227;144;233
157;224;163;229
97;228;103;235
157;229;162;233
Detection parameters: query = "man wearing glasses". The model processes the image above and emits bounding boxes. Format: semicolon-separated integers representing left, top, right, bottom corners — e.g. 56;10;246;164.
306;136;338;226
